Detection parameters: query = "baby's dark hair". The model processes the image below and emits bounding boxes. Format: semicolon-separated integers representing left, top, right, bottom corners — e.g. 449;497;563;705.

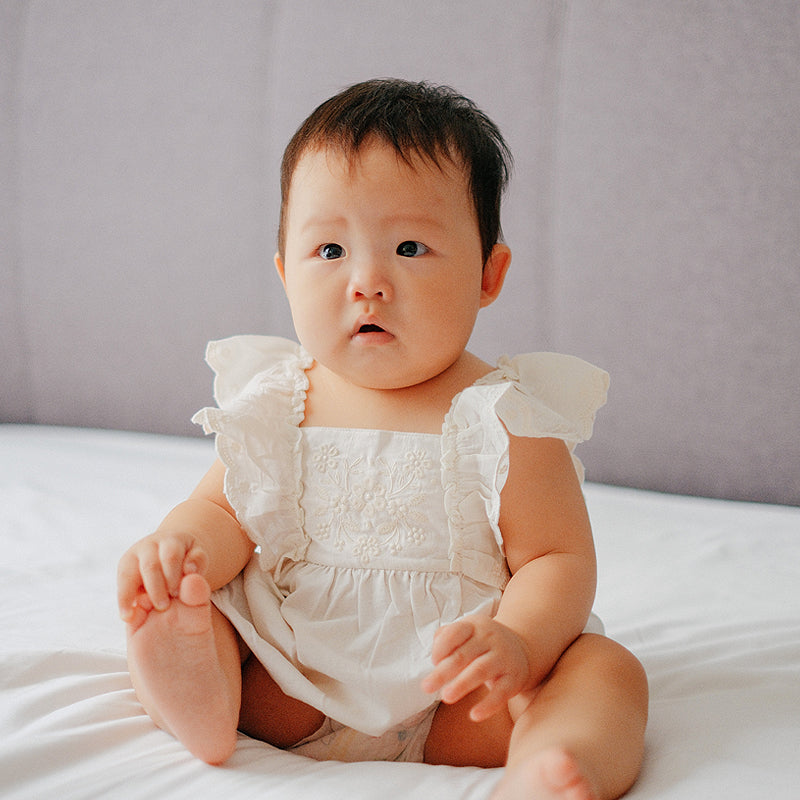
278;78;512;264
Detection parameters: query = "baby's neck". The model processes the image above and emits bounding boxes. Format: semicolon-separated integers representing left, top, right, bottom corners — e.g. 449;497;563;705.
301;352;493;434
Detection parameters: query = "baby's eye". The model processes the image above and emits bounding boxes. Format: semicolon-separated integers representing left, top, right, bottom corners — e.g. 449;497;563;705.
396;241;429;258
318;243;345;260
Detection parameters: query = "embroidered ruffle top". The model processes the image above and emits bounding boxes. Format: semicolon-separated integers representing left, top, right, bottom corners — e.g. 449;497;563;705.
192;335;609;737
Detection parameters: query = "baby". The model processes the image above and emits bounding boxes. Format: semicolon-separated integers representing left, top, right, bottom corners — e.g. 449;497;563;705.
117;79;647;800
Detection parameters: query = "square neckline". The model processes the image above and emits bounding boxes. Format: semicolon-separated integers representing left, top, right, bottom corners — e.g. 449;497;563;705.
297;359;504;438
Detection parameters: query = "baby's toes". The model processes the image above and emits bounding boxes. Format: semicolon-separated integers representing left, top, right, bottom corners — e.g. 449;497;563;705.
179;572;212;607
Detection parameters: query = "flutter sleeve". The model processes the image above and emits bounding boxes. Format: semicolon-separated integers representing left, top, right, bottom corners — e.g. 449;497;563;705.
191;335;313;570
489;352;609;481
442;353;608;569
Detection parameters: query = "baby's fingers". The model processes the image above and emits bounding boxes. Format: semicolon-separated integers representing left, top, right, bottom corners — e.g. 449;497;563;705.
423;630;486;697
117;541;167;618
158;537;193;599
117;555;144;620
157;537;208;595
430;619;475;665
124;591;153;631
137;542;172;612
435;650;499;706
183;543;208;578
467;673;519;722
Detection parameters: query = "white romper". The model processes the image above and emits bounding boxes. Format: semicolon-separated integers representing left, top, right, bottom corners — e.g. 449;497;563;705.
192;335;609;751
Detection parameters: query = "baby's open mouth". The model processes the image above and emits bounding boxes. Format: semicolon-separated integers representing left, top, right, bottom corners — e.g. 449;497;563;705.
358;324;385;333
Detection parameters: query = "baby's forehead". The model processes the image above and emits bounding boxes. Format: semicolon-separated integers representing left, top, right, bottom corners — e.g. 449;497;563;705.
292;138;469;188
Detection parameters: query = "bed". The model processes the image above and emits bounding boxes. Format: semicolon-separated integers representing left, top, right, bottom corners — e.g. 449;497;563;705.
1;425;798;798
3;1;799;798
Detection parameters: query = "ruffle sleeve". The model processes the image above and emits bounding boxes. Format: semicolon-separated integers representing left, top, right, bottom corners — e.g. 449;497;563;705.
488;353;609;464
442;352;608;577
191;335;313;570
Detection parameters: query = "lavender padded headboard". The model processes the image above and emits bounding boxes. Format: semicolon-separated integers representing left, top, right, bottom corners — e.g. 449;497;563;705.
2;1;799;505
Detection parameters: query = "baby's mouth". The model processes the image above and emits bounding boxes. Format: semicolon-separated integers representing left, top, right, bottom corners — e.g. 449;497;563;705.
352;319;393;343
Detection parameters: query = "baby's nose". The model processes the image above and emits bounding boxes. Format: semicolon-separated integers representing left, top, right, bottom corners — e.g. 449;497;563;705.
348;260;392;301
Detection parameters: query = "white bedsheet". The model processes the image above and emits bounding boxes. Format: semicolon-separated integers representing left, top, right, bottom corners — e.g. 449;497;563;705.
1;425;798;798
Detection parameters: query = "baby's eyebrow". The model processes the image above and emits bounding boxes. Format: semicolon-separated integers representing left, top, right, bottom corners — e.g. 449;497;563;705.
380;212;447;232
298;212;445;237
299;215;348;234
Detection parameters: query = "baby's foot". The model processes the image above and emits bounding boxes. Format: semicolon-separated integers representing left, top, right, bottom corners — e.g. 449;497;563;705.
491;747;598;800
127;573;239;764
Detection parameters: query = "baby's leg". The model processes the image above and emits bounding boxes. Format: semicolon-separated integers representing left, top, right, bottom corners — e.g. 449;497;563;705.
126;573;243;764
238;655;326;748
498;635;647;800
426;634;648;800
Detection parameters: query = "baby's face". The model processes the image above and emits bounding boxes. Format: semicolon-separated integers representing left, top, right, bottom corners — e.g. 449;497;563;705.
276;141;503;392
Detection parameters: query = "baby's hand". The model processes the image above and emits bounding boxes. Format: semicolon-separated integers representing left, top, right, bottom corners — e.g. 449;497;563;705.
421;615;532;722
117;532;208;625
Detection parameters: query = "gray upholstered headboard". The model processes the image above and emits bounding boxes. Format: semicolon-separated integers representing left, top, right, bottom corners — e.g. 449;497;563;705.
3;1;799;506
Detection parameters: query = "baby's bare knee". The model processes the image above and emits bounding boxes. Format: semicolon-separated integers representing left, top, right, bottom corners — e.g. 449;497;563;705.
599;637;648;710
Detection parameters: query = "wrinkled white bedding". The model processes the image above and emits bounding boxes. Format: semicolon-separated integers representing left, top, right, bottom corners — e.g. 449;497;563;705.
1;425;798;798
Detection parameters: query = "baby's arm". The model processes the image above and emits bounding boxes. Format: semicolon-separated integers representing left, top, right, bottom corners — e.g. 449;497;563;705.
117;459;254;623
423;436;596;721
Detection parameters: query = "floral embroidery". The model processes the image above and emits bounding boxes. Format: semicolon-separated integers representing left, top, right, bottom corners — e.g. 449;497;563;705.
404;450;432;479
312;444;340;473
305;443;434;564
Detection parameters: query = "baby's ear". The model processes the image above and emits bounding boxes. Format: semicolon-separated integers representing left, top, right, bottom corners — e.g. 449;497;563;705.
274;252;287;288
480;244;511;308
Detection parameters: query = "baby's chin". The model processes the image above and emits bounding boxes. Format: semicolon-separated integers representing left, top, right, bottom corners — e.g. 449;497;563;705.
350;363;461;393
